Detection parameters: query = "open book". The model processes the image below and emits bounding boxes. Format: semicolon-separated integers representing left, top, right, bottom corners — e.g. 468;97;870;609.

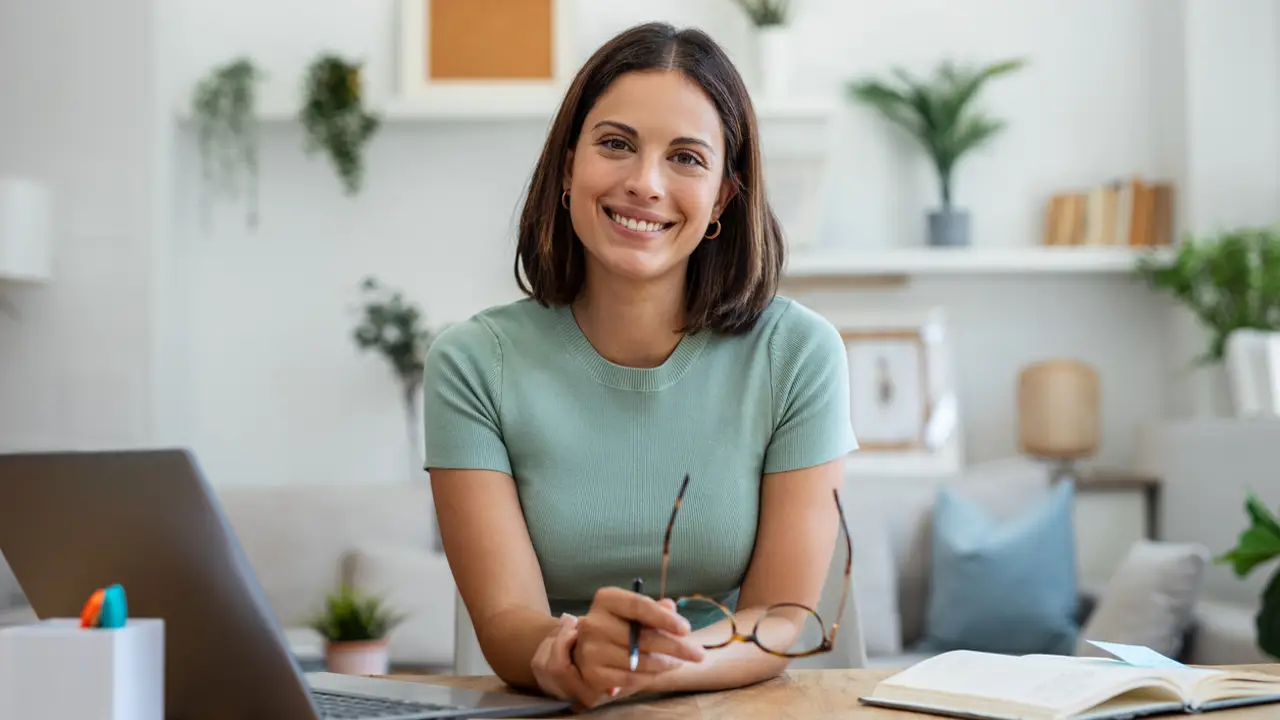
858;646;1280;720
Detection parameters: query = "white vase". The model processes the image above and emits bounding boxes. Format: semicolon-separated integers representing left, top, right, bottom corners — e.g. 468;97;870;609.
756;25;792;100
1224;329;1280;416
325;639;391;676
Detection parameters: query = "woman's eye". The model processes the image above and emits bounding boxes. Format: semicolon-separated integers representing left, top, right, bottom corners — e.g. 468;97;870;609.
602;138;629;151
674;151;704;167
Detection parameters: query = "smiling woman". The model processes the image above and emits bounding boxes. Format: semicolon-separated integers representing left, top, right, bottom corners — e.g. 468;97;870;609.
422;21;857;713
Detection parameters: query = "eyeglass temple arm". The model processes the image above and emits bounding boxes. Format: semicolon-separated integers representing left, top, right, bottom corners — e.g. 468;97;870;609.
660;473;691;600
828;488;852;646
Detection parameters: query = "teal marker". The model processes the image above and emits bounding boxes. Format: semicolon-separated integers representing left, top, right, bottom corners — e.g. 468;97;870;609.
98;584;128;629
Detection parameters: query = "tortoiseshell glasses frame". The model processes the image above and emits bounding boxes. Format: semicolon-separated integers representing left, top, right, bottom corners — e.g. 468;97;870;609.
657;473;853;658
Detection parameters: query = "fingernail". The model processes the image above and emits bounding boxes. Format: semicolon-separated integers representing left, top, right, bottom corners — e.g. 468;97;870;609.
609;687;620;697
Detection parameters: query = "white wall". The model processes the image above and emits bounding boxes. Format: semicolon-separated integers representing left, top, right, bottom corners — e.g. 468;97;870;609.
0;0;164;450
3;0;1277;492
157;0;1187;488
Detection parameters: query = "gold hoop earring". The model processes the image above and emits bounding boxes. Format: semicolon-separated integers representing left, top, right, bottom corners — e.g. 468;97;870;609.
705;219;722;239
561;190;570;210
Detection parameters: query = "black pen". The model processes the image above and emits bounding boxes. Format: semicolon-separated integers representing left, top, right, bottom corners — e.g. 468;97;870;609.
629;576;643;671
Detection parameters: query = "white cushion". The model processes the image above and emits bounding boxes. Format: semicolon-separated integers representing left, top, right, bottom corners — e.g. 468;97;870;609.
343;542;457;667
1075;539;1209;659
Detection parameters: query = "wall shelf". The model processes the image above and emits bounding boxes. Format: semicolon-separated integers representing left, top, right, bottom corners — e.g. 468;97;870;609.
174;95;838;125
784;245;1174;278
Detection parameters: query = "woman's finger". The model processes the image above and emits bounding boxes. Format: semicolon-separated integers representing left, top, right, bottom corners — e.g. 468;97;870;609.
551;616;578;667
579;614;706;664
591;586;691;637
577;662;646;697
638;627;706;663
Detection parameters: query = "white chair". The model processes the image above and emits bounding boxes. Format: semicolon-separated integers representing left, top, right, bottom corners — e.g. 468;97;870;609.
450;544;867;675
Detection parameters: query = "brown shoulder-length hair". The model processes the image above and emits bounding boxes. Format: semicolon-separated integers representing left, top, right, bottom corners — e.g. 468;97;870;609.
514;21;786;335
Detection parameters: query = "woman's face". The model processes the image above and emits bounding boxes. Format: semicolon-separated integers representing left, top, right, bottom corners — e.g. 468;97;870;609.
565;70;733;288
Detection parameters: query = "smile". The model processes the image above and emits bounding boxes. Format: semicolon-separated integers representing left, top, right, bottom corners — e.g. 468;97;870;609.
606;208;676;234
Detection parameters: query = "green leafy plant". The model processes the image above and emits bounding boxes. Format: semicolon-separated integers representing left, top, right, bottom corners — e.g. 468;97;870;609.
300;53;380;195
732;0;792;26
352;276;436;405
1216;492;1280;660
847;58;1026;212
309;584;406;643
191;57;265;228
1136;225;1280;364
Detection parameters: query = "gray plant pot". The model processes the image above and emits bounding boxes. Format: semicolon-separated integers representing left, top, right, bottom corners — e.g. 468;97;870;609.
928;208;971;247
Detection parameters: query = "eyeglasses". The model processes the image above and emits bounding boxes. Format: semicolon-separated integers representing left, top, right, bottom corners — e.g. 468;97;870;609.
657;473;852;659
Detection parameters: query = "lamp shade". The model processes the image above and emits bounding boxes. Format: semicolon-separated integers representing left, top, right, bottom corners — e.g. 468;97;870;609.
1017;359;1100;461
0;177;52;282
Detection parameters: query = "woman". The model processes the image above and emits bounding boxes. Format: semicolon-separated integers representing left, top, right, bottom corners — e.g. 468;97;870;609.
423;21;856;710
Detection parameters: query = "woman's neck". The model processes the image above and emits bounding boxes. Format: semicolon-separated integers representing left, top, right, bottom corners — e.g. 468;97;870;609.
572;270;686;369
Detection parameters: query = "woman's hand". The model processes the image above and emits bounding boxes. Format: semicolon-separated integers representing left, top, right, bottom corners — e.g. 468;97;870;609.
531;613;597;707
570;586;708;701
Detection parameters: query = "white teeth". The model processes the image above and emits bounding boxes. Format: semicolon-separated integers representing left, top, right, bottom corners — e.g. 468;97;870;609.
610;210;666;233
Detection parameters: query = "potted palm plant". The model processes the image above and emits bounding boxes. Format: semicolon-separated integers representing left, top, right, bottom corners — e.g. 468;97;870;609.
309;584;406;675
847;57;1026;247
1218;492;1280;659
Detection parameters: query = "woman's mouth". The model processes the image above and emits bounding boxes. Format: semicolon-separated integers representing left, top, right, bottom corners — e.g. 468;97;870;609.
605;208;677;235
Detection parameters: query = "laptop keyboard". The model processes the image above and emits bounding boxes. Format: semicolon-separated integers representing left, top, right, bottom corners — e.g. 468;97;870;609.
312;689;462;719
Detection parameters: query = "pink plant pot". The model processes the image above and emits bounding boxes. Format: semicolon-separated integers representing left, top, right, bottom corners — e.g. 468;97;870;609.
325;639;391;676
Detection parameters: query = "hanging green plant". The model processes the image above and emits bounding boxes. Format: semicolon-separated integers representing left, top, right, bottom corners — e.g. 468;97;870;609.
191;57;265;228
299;54;380;196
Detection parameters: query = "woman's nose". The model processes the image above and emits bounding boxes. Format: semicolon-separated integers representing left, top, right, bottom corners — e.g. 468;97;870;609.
624;153;665;200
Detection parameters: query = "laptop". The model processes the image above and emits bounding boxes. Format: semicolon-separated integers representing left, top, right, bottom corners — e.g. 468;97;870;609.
0;448;572;720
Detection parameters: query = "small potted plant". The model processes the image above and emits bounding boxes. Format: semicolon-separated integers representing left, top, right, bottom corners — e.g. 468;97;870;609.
847;57;1026;247
1217;491;1280;660
309;584;406;675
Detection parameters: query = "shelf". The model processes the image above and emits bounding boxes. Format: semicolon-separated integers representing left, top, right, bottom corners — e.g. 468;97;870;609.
783;245;1174;278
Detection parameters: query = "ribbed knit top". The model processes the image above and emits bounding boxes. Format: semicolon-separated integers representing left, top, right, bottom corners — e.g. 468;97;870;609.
422;295;857;626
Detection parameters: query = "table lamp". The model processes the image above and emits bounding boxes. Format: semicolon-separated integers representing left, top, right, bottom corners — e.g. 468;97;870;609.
1017;359;1099;484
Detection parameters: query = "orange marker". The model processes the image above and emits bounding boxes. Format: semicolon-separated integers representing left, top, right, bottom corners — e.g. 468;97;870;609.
80;588;105;628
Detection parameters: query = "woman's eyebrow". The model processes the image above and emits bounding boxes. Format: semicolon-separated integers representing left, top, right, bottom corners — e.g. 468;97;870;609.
592;120;715;155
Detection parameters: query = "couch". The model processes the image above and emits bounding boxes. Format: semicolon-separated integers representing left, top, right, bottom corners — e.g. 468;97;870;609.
0;481;458;673
840;457;1272;668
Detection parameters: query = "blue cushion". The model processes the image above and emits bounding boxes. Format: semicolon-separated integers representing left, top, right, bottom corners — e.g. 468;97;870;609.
917;479;1079;656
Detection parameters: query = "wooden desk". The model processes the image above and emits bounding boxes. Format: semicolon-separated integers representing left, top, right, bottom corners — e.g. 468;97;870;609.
387;665;1280;719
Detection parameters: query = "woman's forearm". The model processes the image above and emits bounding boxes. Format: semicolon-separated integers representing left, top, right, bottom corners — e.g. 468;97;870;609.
651;608;792;694
475;607;562;692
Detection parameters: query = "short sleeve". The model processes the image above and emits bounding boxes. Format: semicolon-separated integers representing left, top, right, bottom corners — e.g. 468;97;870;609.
421;316;513;475
763;301;858;474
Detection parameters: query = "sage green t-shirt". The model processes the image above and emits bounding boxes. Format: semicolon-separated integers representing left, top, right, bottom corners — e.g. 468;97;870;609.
422;295;856;626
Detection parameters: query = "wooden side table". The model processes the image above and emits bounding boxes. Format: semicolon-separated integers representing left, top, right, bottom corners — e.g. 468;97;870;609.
1073;470;1163;541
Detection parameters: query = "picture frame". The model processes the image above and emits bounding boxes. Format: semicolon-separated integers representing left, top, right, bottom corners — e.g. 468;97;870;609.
396;0;577;109
826;307;963;476
842;326;932;451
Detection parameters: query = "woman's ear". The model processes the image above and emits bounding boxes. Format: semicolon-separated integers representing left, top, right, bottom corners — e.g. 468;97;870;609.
562;149;576;191
713;173;738;219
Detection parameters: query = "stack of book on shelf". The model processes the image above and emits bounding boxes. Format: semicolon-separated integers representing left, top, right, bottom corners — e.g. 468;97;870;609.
860;641;1280;720
1042;176;1174;248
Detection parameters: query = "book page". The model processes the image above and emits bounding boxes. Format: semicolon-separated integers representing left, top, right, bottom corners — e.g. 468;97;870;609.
873;651;1186;713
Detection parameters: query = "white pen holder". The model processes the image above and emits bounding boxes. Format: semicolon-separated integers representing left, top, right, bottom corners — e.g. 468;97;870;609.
0;618;164;720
